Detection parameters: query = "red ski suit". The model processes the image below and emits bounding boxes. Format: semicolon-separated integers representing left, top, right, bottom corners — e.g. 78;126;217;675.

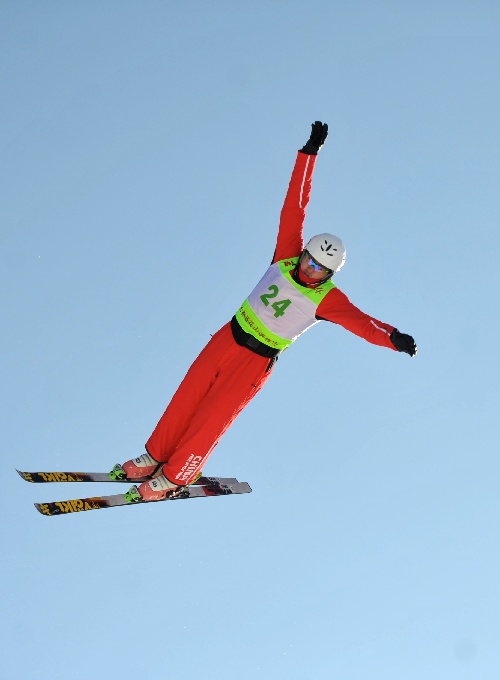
146;152;397;485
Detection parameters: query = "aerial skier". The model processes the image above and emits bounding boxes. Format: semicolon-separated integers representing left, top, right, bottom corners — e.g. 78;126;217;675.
116;121;417;501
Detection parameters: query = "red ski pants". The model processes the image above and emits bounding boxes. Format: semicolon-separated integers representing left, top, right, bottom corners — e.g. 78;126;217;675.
146;322;275;485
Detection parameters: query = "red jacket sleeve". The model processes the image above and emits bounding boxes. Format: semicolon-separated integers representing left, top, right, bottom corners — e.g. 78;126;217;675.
316;288;397;350
273;152;317;263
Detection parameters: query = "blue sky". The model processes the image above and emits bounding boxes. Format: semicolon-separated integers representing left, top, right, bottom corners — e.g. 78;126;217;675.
2;2;500;678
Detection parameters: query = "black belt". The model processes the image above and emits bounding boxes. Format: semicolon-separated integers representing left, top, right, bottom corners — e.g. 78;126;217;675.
230;316;281;358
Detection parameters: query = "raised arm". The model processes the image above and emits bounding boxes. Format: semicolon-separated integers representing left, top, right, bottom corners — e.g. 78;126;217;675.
273;122;328;263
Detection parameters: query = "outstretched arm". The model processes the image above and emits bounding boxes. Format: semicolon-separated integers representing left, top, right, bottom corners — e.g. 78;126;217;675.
317;288;417;356
273;122;328;263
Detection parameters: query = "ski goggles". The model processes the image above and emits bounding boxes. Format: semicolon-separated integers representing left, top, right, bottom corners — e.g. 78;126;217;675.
302;251;332;275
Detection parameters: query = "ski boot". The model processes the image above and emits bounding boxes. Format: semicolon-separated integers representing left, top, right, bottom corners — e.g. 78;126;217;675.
136;474;180;501
114;453;160;480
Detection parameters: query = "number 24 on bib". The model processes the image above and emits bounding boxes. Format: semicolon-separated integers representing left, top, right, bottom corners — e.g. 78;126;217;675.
260;285;291;318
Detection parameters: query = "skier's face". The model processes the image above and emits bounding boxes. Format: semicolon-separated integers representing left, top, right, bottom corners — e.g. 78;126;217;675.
299;251;332;280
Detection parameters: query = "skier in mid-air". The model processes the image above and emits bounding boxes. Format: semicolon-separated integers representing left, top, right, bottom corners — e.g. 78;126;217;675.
115;121;417;500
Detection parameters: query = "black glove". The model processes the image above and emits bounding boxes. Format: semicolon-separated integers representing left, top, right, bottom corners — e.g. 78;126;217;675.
390;329;417;357
301;121;328;155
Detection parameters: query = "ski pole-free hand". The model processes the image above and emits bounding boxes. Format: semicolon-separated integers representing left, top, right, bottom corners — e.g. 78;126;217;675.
301;121;328;155
390;329;417;357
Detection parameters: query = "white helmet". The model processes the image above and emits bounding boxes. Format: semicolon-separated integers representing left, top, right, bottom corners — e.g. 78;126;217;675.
304;233;346;273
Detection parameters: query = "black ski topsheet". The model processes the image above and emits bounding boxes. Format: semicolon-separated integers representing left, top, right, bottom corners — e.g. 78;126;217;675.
16;469;237;486
34;481;252;516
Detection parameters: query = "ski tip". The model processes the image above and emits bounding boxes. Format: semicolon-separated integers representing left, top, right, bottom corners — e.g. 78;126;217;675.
16;469;34;482
34;503;50;516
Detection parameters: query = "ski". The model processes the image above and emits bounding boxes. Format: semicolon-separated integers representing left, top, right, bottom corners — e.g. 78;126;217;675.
34;481;252;516
16;469;238;486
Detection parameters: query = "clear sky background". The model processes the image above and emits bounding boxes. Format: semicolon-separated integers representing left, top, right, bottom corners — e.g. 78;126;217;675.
2;2;500;679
